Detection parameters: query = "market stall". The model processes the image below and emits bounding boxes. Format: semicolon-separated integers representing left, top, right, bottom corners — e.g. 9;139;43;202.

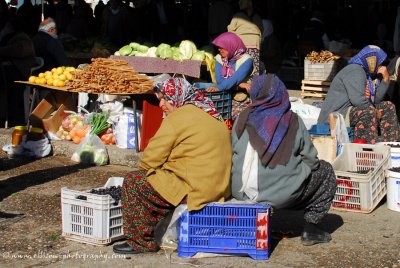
14;58;156;158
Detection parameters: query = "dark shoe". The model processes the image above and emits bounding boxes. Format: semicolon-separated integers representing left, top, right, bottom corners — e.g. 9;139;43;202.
112;242;160;254
300;229;332;246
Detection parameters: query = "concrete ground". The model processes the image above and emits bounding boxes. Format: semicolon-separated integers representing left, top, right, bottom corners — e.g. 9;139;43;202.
1;91;400;267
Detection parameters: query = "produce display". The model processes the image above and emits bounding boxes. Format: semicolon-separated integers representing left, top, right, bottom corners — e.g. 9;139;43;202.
89;185;122;205
57;113;88;142
28;66;76;87
64;58;154;94
114;40;212;63
346;169;374;174
305;50;340;63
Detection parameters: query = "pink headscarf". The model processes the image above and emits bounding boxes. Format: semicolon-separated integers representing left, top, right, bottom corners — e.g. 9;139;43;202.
212;32;246;78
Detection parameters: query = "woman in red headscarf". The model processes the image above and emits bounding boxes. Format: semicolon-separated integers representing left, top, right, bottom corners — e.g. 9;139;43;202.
113;77;232;255
206;31;254;121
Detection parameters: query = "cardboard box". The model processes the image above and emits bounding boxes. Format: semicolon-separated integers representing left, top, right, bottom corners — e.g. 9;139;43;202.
29;91;75;134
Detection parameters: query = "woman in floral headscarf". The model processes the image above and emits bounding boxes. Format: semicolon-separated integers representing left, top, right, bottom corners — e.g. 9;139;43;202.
318;45;399;144
113;77;232;255
206;31;254;121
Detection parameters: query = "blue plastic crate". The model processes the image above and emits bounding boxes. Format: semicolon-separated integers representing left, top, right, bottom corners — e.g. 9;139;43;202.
194;83;233;120
309;123;331;136
203;90;232;120
178;203;270;260
309;123;354;141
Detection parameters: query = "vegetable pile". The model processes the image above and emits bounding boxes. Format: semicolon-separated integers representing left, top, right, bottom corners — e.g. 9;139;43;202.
89;112;111;136
114;40;213;63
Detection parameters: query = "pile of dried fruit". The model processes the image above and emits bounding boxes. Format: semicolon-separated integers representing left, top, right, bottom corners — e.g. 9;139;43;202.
65;58;154;94
305;50;341;63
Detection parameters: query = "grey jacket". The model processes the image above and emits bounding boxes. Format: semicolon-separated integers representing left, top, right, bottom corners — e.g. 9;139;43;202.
317;64;389;124
231;116;319;208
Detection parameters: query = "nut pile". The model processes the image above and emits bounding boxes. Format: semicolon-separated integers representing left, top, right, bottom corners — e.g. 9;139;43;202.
65;58;154;94
305;50;341;63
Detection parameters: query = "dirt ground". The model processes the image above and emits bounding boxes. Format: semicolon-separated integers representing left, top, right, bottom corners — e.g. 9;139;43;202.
0;147;400;267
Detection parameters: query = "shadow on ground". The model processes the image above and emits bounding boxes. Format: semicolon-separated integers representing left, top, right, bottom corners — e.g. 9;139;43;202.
268;209;344;254
0;163;87;201
0;155;37;172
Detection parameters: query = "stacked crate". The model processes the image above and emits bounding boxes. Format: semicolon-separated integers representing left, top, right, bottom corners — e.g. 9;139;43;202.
301;53;340;99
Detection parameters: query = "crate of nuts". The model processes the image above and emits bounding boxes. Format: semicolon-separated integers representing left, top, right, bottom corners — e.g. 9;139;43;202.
304;50;341;81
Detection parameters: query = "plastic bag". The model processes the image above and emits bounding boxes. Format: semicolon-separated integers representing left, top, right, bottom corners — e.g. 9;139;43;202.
71;134;109;165
13;137;52;158
290;101;321;130
113;112;141;149
156;204;187;250
99;100;124;124
332;112;350;144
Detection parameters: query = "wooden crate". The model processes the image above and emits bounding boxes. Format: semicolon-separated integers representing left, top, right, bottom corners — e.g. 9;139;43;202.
301;80;331;99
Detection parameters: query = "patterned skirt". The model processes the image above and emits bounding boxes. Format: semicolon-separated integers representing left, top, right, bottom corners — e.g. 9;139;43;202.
349;101;400;144
122;170;175;251
246;48;260;76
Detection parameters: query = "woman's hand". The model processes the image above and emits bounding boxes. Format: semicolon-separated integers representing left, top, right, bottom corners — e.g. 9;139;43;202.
205;87;219;92
239;82;251;94
377;66;390;83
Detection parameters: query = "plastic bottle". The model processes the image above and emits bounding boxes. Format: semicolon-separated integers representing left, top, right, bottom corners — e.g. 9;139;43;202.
27;127;45;141
12;126;28;147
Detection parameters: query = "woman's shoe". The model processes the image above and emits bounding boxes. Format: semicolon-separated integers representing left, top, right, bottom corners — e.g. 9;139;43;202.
113;242;160;254
300;223;332;246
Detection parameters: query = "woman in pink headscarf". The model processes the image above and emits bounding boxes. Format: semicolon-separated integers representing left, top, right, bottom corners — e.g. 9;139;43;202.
206;31;254;121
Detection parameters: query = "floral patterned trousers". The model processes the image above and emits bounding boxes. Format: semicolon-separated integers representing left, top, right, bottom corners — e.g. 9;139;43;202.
122;170;174;251
349;101;399;144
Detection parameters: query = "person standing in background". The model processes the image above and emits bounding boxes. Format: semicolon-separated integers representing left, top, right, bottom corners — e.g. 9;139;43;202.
208;0;234;42
259;19;282;74
32;17;70;102
33;18;69;73
0;18;36;127
101;0;131;49
227;0;263;76
298;10;330;52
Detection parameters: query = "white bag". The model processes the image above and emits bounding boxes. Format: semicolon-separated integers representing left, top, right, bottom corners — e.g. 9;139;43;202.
332;112;350;144
113;112;142;150
239;142;259;201
13;137;51;158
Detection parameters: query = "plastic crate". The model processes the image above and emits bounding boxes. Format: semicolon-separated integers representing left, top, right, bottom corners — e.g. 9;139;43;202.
309;123;354;141
178;203;270;260
304;60;338;81
203;90;232;120
61;177;124;245
193;83;233;120
331;143;390;213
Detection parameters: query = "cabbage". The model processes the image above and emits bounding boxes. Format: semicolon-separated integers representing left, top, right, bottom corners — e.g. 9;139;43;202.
191;50;205;61
147;47;157;57
158;46;173;59
137;45;149;53
179;40;197;60
135;52;148;57
156;43;171;57
118;45;133;56
128;50;137;56
172;47;184;62
129;42;141;50
114;51;121;56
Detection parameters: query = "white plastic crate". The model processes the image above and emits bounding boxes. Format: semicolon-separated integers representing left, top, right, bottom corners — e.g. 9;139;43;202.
61;177;124;245
304;60;338;81
331;143;390;213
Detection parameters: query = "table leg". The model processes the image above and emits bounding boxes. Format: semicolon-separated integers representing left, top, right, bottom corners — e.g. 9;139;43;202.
132;98;139;152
